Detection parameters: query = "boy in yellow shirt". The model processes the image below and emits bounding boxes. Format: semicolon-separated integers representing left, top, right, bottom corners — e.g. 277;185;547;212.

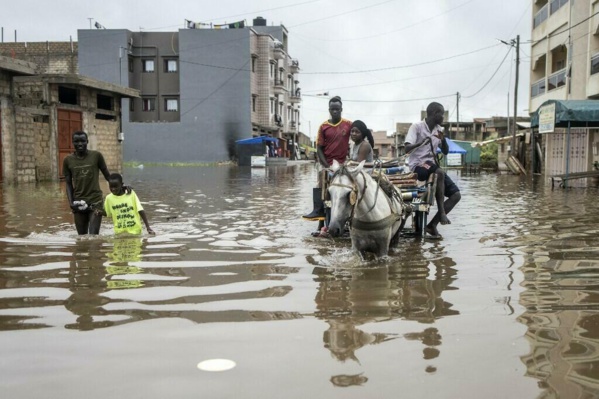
99;173;155;235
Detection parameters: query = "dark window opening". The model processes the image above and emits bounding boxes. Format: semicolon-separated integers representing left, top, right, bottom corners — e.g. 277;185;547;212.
32;115;49;123
129;99;135;112
95;113;117;121
128;57;134;72
97;94;114;111
58;86;79;105
142;98;155;111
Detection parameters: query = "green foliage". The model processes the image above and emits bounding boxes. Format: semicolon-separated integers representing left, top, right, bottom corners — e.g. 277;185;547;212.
480;142;498;169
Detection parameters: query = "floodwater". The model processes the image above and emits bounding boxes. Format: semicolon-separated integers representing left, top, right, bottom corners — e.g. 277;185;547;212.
1;164;598;398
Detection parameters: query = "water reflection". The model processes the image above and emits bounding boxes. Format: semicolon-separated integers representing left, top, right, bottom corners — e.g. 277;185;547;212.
313;241;459;386
486;175;599;397
2;166;599;397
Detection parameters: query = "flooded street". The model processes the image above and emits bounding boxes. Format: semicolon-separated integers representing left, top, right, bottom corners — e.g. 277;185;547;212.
1;164;599;398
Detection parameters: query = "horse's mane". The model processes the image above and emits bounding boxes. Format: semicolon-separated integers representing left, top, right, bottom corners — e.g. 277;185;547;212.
332;164;398;201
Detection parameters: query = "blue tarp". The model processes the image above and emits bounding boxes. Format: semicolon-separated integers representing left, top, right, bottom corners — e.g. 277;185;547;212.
236;136;279;145
437;137;467;154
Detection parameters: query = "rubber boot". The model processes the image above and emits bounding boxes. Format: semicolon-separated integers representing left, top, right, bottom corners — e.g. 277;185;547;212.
302;188;325;221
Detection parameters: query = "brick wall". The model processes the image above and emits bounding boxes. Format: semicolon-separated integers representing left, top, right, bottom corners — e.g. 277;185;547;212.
14;110;38;182
0;42;78;74
0;70;11;96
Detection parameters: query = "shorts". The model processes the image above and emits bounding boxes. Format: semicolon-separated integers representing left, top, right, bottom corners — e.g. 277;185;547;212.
414;161;438;181
414;161;460;198
444;173;460;198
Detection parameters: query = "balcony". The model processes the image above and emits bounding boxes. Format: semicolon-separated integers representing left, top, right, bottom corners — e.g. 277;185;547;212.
273;47;285;60
533;3;548;28
290;59;299;73
290;88;301;103
547;68;566;91
273;79;286;95
587;53;599;98
531;78;546;98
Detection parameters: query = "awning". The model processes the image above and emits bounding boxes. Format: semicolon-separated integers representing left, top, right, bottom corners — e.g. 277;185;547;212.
437;138;467;154
530;99;599;127
236;136;279;145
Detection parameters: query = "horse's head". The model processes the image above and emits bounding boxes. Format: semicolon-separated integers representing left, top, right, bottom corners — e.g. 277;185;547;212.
327;160;365;237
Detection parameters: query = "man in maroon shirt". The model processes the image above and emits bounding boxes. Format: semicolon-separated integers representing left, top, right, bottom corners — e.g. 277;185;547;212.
303;96;352;222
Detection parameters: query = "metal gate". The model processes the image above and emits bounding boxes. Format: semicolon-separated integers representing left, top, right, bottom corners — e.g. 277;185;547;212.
545;128;589;187
57;109;82;176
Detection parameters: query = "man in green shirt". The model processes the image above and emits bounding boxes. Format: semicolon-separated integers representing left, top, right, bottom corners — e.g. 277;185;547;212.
63;131;111;235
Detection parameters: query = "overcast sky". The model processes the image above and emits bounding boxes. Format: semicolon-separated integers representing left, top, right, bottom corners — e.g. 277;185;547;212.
4;0;531;139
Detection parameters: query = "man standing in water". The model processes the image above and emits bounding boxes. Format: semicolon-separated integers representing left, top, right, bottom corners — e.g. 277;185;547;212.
405;102;461;239
302;96;352;232
63;131;111;235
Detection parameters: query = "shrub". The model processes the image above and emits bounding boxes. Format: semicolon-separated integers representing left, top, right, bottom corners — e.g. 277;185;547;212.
480;143;498;169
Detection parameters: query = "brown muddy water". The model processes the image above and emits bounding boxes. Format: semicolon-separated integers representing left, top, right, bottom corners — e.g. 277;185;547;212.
1;164;598;398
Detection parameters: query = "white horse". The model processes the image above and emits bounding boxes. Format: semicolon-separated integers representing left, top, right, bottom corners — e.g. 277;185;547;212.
327;160;407;258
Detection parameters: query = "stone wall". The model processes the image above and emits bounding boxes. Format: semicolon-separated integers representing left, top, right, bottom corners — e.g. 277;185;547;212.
2;79;123;183
0;42;78;74
92;119;122;173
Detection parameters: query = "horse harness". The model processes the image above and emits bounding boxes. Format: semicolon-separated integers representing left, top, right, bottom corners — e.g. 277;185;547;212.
329;167;403;231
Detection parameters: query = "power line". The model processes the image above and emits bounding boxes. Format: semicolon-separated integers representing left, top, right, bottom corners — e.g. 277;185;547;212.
288;0;398;28
292;0;478;42
180;59;251;117
301;43;501;75
330;93;456;104
302;61;507;93
462;47;512;98
529;10;599;45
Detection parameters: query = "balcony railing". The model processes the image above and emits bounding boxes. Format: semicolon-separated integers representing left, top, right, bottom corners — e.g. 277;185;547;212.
547;68;567;91
591;53;599;76
533;3;548;28
550;0;568;15
531;78;546;98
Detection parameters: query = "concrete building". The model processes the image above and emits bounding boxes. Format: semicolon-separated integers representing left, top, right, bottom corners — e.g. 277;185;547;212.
529;1;599;185
74;17;301;163
0;55;138;183
529;0;599;111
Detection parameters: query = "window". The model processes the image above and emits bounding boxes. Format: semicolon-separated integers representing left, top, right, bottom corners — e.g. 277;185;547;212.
129;99;134;112
252;96;256;112
548;69;566;91
164;98;178;112
58;86;79;105
592;54;599;75
550;0;568;15
164;59;178;73
270;98;275;113
252;57;256;73
533;4;548;28
531;79;546;97
128;57;134;72
270;62;275;78
143;59;155;73
142;98;155;111
97;94;114;111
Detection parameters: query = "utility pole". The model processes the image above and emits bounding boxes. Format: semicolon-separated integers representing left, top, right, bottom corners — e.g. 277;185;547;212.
511;35;520;157
456;92;460;140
